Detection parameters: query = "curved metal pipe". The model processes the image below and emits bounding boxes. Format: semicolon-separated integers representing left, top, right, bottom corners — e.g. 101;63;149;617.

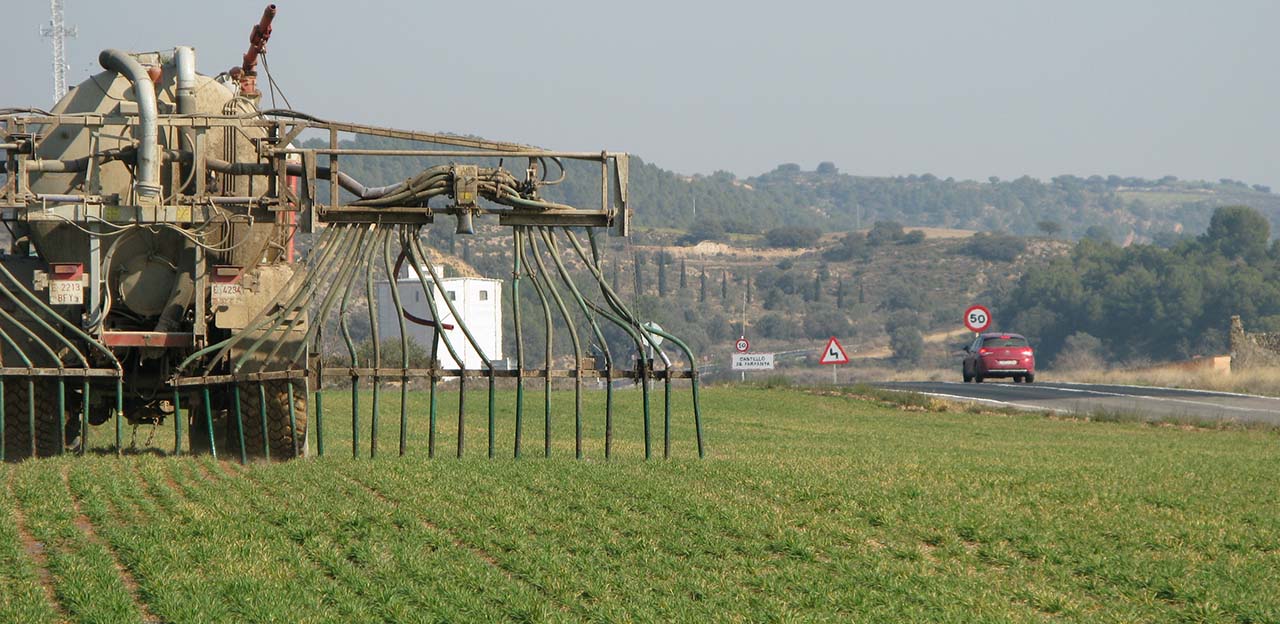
98;49;161;200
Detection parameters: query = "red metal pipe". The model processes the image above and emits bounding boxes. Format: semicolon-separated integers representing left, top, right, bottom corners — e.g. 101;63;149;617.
238;4;277;96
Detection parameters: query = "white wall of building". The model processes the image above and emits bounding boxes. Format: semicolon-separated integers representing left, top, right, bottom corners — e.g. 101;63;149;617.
374;274;503;371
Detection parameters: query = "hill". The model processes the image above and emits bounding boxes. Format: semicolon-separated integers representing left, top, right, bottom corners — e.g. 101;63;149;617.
296;135;1280;242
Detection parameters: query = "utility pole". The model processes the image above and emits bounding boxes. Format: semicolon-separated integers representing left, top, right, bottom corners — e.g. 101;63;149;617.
41;0;78;103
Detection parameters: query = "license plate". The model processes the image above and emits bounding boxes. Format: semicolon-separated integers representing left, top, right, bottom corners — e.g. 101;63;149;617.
211;282;242;307
997;360;1017;366
49;280;83;305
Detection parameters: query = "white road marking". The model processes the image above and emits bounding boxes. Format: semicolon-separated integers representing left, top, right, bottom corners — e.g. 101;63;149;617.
900;390;1072;414
1050;380;1276;400
915;382;1280;415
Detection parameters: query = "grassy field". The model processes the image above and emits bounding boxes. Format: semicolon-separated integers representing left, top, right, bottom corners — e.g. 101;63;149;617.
1;386;1278;622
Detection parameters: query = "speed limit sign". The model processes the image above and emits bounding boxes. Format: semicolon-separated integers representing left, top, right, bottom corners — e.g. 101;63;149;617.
735;337;750;353
964;304;991;333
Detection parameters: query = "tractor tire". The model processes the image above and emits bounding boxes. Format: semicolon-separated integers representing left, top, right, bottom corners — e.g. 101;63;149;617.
2;379;67;460
232;380;307;460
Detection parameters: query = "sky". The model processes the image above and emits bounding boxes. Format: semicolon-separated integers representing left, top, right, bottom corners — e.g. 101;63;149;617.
2;0;1277;188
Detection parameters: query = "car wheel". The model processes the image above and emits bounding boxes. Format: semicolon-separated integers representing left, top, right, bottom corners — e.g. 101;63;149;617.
1013;375;1023;383
974;375;983;383
1025;374;1035;384
963;369;972;383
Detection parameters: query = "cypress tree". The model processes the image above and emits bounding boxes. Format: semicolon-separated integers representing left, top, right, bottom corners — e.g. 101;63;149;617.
679;258;688;289
699;268;707;303
721;270;728;300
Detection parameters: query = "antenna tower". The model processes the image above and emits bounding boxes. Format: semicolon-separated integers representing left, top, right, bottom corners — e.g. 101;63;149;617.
40;0;78;103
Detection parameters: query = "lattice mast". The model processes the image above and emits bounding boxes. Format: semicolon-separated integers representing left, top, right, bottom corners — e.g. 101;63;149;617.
40;0;78;102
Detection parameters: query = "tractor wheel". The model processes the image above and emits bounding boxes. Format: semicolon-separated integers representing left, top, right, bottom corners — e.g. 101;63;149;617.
232;380;307;460
2;379;68;460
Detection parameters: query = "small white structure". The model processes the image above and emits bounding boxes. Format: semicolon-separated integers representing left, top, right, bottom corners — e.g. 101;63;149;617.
375;271;503;371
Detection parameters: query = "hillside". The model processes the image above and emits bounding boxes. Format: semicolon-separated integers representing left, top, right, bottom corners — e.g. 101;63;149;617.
296;135;1280;242
432;223;1067;374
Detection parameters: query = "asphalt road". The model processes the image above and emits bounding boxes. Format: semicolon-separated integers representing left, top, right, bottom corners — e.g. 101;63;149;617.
875;381;1280;426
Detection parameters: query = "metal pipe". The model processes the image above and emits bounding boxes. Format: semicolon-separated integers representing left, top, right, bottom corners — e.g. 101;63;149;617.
366;232;382;459
174;46;198;196
382;230;410;457
519;234;555;458
404;234;468;456
174;46;197;115
98;49;161;200
511;229;525;458
409;236;492;458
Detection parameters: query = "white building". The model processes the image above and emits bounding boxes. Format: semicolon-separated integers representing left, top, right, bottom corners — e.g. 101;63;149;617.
374;272;503;371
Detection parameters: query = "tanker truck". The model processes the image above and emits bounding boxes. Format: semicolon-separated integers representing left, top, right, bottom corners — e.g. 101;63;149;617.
0;5;699;464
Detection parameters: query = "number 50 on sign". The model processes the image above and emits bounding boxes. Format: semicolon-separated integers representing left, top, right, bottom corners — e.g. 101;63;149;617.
964;304;991;333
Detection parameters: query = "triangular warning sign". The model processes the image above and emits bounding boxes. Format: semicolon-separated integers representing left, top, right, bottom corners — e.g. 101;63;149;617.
819;336;849;365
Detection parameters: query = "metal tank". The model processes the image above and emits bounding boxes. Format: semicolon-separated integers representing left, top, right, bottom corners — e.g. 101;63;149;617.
0;5;703;463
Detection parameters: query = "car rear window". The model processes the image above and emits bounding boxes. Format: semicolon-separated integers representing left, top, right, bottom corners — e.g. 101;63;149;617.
982;336;1029;348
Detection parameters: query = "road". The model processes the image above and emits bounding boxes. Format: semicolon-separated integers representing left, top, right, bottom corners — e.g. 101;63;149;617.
875;381;1280;426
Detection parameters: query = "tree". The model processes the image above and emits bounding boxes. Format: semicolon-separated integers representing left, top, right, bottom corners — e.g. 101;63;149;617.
699;268;707;303
679;258;688;289
964;232;1026;261
679;217;725;245
764;226;822;249
816;161;838;175
721;270;728;300
1053;332;1105;371
866;221;904;245
885;314;924;366
898;230;926;245
823;232;871;261
804;309;850;339
1202;205;1269;262
1037;220;1063;237
1083;225;1113;244
880;283;927;311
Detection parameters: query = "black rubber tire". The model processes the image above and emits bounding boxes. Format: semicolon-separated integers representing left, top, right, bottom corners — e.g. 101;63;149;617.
232;380;307;460
1025;374;1035;384
974;376;984;384
2;379;66;460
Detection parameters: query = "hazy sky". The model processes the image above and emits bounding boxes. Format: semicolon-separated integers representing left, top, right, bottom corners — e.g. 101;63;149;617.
2;1;1277;188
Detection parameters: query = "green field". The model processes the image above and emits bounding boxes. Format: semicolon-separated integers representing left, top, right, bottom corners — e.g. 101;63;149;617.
1;387;1277;622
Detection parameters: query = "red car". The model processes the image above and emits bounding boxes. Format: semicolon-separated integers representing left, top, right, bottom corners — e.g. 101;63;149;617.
962;332;1036;383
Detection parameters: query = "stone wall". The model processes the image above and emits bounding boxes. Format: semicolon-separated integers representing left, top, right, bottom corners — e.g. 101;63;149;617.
1229;315;1280;370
